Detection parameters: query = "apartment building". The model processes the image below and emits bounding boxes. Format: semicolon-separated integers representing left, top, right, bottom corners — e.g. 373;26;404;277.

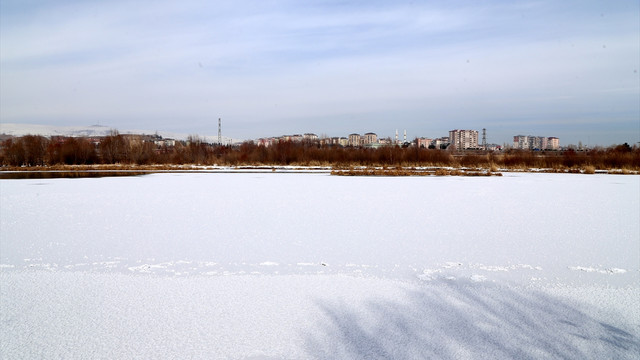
348;133;361;147
303;133;318;141
513;135;560;150
513;135;529;149
449;130;479;150
363;132;378;145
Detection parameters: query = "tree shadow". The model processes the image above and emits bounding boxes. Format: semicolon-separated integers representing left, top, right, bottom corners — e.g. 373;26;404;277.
305;279;639;359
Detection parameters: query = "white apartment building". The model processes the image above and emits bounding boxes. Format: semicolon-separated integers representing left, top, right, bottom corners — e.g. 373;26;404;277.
547;137;559;150
303;133;318;141
363;132;378;144
449;130;479;150
348;133;361;147
513;135;529;149
513;135;560;150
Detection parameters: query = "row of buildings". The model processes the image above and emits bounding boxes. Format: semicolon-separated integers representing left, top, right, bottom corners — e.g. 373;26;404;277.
256;133;381;148
513;135;560;150
255;130;560;151
257;130;413;148
53;130;560;152
256;130;480;150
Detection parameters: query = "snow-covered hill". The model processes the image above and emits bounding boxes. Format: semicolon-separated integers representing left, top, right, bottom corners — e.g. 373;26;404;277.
0;123;240;144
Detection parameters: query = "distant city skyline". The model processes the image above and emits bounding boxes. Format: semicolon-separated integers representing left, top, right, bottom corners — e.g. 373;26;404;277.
0;122;567;149
1;1;638;147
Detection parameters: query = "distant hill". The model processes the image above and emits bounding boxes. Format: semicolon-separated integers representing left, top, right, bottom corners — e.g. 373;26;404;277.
0;123;240;144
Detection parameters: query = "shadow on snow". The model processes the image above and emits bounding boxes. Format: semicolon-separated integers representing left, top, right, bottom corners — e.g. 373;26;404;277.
305;279;639;359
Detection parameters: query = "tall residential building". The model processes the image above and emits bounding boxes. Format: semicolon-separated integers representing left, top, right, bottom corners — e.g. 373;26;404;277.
513;135;529;149
530;136;544;150
513;135;560;150
540;137;549;150
547;137;559;150
449;129;479;150
348;133;361;147
363;132;378;144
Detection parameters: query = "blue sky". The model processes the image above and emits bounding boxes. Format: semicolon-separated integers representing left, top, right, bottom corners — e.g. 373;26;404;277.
1;0;638;146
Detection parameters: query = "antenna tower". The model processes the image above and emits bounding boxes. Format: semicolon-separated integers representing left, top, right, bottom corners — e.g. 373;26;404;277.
218;118;222;145
482;128;487;150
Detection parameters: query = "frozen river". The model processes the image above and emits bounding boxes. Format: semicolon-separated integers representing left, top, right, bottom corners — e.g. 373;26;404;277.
1;172;639;359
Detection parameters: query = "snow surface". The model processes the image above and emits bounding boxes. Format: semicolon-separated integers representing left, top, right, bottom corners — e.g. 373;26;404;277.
1;173;639;359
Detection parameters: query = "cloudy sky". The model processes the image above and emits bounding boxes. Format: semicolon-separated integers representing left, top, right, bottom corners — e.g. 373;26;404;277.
1;0;638;145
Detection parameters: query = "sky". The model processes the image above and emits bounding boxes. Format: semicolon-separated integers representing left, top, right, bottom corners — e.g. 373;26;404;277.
1;0;638;146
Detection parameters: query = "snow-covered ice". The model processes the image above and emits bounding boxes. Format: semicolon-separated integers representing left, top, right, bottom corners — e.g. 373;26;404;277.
1;172;639;359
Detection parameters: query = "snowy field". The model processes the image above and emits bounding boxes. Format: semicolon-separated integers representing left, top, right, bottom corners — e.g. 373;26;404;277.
1;172;639;359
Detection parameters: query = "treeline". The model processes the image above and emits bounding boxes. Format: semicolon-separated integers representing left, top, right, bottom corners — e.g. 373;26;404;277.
481;145;639;170
0;133;227;166
1;134;639;170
